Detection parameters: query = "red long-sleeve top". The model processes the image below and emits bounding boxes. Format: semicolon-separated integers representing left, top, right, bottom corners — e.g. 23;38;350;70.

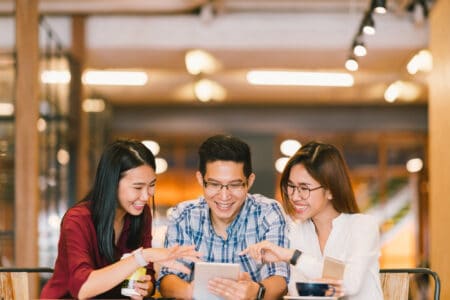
40;202;154;299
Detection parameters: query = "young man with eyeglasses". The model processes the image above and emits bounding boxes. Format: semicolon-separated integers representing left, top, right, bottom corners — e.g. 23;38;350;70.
159;134;289;300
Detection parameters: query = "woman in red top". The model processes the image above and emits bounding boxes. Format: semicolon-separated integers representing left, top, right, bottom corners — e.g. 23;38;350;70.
41;140;199;299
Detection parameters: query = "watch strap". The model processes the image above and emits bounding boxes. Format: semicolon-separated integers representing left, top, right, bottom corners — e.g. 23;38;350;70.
290;249;302;266
256;282;266;300
132;247;148;267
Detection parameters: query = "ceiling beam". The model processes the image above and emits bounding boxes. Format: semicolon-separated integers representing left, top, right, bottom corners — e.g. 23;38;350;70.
0;0;207;15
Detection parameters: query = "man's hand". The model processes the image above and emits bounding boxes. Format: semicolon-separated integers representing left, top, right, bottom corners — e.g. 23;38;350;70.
159;274;194;299
208;272;260;300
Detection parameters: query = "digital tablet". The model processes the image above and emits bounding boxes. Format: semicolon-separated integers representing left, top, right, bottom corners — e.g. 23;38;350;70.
192;262;240;300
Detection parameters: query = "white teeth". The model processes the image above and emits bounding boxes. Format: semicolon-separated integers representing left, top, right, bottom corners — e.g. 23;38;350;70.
295;204;308;211
216;202;232;209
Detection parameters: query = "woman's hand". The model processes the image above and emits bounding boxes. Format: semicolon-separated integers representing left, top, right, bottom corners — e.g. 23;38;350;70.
130;274;152;300
239;240;294;263
144;244;201;274
315;277;345;298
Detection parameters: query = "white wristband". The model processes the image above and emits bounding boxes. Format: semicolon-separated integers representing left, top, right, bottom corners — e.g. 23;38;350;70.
132;247;148;267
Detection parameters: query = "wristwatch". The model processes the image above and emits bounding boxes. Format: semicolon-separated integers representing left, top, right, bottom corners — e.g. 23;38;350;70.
132;247;148;267
290;249;302;266
256;282;266;300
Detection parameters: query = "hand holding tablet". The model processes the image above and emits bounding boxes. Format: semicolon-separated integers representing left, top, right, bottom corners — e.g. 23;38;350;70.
192;262;240;300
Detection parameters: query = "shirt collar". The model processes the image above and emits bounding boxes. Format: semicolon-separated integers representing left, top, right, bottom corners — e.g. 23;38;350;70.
227;193;252;233
200;194;252;237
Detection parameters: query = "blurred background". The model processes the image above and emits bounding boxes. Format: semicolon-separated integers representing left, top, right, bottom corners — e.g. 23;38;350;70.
1;0;449;298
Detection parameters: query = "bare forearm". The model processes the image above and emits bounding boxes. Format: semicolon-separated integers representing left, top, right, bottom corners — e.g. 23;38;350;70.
78;256;141;299
159;274;192;299
261;275;287;300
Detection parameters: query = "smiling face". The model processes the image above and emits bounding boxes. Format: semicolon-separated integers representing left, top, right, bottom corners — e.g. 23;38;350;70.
116;164;156;219
288;163;336;222
196;160;255;229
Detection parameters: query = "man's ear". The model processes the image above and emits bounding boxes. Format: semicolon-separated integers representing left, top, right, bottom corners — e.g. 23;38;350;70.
195;171;204;187
246;173;256;190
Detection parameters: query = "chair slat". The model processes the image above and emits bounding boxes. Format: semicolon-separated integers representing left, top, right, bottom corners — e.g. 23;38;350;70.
0;272;14;299
0;272;29;300
380;272;409;300
380;267;441;300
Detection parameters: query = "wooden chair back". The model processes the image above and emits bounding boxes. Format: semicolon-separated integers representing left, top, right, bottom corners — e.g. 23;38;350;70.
0;267;54;300
380;268;441;300
380;271;409;300
0;272;29;300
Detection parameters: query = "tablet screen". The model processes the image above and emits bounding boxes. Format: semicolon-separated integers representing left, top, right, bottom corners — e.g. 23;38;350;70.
192;262;240;300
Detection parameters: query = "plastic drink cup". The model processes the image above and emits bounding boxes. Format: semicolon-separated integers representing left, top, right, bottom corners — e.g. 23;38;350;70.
121;253;147;297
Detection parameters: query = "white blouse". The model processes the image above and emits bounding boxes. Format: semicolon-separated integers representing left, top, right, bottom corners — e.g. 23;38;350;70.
287;213;383;300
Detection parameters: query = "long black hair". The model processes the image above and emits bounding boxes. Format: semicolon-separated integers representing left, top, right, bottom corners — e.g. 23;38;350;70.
83;140;156;263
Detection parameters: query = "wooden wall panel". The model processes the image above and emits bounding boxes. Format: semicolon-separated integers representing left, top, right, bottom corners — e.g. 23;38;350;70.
15;0;40;297
71;16;90;201
429;2;450;298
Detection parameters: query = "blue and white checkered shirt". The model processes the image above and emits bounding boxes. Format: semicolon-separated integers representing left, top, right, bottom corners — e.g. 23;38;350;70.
158;194;289;283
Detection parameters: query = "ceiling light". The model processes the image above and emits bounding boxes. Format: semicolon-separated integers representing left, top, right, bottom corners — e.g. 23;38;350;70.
406;158;423;173
41;70;71;84
372;0;387;14
37;118;47;132
185;49;220;75
407;61;419;75
0;103;14;116
57;149;70;165
384;80;421;103
280;139;301;157
353;40;367;57
82;70;148;86
407;49;433;74
384;82;400;102
345;56;359;72
142;140;160;156
247;71;354;87
362;13;376;35
82;98;106;112
194;79;214;102
194;79;226;102
155;157;168;174
275;157;290;173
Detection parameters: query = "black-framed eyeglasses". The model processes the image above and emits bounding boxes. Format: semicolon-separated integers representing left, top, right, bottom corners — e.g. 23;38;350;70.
286;183;323;200
203;179;247;194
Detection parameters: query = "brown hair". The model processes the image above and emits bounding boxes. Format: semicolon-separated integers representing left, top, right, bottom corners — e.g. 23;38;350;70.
280;141;360;218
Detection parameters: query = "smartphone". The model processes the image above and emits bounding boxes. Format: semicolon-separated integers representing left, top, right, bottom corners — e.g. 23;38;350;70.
322;256;345;280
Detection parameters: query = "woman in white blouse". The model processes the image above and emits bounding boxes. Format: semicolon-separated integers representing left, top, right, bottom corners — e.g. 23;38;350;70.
241;141;383;299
